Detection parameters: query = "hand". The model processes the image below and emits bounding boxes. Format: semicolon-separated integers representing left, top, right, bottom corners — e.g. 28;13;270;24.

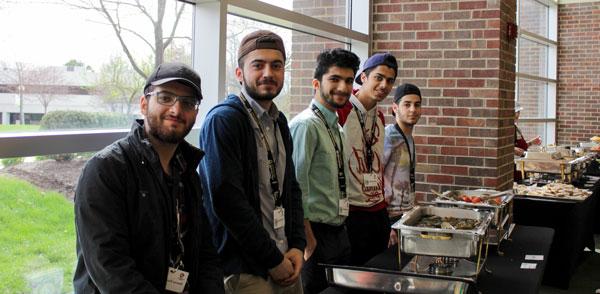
304;220;317;261
515;147;525;157
281;248;304;285
268;258;294;285
530;136;542;145
304;231;317;261
388;229;398;247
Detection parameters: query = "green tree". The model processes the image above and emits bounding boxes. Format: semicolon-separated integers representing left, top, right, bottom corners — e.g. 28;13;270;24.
64;59;84;67
95;55;147;115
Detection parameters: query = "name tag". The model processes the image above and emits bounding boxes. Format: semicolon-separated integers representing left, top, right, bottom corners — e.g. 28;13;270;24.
339;198;349;216
273;207;285;229
520;262;537;270
166;267;189;293
363;173;380;189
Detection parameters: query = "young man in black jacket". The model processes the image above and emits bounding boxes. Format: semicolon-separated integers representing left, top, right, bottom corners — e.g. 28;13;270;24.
199;30;306;293
74;62;224;293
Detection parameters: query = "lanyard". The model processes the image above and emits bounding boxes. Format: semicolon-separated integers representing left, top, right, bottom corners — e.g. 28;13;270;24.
170;170;186;270
394;123;415;190
238;93;282;206
515;125;525;141
352;103;377;172
311;104;347;199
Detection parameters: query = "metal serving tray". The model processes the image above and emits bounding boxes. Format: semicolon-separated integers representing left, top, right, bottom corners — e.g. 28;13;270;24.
432;189;514;245
392;206;492;258
434;189;513;227
514;156;591;183
324;264;471;294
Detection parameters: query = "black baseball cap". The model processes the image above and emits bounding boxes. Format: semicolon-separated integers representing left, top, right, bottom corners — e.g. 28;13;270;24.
144;62;202;100
393;83;421;103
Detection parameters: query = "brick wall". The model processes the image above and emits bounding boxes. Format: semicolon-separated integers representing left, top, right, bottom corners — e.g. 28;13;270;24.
372;0;516;199
557;1;600;145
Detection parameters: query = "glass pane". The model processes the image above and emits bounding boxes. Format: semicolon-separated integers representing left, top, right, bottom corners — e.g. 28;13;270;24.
0;151;92;293
517;78;548;119
518;37;548;77
0;1;194;133
519;0;548;38
226;14;349;120
258;0;348;28
517;121;553;146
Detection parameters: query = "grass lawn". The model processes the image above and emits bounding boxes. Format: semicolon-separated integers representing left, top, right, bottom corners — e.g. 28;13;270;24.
0;124;40;133
0;175;75;293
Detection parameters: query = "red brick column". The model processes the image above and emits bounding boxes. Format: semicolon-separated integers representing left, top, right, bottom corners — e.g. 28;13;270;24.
373;0;516;199
557;1;600;145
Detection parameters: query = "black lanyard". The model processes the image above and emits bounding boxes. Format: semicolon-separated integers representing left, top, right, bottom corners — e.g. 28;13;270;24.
168;162;186;270
394;123;415;190
311;104;347;199
352;103;377;172
515;125;525;141
239;93;282;206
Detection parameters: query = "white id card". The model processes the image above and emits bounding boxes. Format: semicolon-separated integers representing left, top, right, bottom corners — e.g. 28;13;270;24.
166;267;189;293
363;173;380;189
339;198;349;216
274;207;285;229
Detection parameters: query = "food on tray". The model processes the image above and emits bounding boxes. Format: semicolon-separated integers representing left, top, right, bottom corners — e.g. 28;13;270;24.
591;145;600;152
415;215;480;230
591;136;600;143
442;191;502;205
513;182;592;199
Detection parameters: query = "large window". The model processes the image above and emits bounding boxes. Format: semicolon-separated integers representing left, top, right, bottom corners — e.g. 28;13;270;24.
516;0;558;145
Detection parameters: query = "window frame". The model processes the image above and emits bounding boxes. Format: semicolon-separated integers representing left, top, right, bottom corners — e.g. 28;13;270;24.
516;0;558;145
0;0;371;159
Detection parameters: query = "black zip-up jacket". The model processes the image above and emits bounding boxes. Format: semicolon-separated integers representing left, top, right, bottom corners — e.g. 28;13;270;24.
73;120;224;293
199;95;306;278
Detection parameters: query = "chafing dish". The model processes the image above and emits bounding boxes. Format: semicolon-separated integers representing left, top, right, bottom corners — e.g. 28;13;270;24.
324;264;471;294
392;206;492;258
514;155;592;183
431;189;513;245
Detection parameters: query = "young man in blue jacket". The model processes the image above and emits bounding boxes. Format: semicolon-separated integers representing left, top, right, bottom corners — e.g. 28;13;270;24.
199;30;306;294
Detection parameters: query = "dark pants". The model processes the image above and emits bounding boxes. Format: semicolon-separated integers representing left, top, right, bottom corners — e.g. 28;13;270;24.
301;222;350;294
346;208;390;266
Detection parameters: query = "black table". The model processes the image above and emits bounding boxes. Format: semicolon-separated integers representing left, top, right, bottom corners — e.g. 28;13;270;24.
321;225;554;294
512;178;599;289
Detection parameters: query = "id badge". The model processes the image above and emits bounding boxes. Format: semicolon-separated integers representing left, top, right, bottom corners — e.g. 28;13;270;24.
166;267;189;293
273;207;285;229
363;173;380;189
339;198;349;216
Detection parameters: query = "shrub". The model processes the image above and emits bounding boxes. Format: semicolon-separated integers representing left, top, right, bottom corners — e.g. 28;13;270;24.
40;111;130;130
1;157;24;167
39;111;131;161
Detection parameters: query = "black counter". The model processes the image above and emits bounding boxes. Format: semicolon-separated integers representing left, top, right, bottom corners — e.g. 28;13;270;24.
321;225;554;294
513;177;599;289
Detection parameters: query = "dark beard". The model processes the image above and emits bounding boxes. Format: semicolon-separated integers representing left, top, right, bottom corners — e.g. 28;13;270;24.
320;88;348;109
146;115;192;144
243;77;282;101
149;126;188;144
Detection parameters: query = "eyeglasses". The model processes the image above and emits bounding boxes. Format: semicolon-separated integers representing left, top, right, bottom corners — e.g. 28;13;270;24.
146;91;200;111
